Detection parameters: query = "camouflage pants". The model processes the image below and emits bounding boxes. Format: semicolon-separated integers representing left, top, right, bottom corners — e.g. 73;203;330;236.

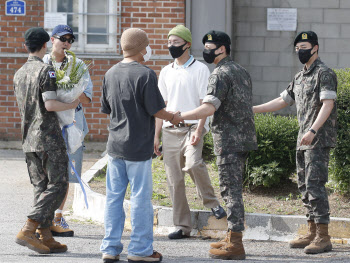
296;148;330;224
217;152;248;232
25;148;68;228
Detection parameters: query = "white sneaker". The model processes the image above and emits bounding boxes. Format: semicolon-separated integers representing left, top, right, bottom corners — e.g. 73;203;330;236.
102;253;120;262
127;250;162;262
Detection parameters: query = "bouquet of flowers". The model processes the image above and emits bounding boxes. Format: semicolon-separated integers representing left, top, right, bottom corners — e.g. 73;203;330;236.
52;50;92;153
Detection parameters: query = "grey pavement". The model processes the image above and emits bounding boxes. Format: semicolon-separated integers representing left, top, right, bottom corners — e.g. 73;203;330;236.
1;142;350;263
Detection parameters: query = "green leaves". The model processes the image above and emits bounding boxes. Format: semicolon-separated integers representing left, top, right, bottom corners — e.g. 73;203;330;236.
245;113;299;188
329;69;350;195
250;161;284;187
51;50;92;91
203;114;299;189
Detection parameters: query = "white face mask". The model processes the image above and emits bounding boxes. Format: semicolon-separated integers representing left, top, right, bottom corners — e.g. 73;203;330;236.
142;45;152;62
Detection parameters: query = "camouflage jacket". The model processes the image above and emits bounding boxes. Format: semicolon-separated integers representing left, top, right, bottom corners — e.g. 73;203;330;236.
203;56;257;163
281;58;337;150
13;56;66;152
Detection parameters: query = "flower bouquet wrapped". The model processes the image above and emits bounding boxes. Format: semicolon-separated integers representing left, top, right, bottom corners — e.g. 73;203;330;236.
52;50;92;153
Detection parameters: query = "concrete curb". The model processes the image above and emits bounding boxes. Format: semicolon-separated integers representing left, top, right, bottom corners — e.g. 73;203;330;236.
73;157;350;244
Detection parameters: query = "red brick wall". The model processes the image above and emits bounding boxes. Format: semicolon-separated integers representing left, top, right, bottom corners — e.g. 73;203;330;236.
0;0;185;142
0;0;44;140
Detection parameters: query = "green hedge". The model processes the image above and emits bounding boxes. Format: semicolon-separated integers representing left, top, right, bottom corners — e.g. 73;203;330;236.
245;114;299;187
203;114;299;187
328;69;350;194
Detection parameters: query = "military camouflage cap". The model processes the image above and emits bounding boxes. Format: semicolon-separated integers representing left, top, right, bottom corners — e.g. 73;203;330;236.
202;30;231;46
294;31;318;47
25;27;50;46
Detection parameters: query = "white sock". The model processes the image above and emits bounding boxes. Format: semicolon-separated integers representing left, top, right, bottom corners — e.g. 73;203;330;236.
55;209;63;215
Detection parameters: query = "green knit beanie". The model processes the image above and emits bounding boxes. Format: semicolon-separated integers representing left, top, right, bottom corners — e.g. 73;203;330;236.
168;25;192;43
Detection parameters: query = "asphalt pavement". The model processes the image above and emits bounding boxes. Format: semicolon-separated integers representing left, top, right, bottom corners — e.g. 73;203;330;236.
0;143;349;263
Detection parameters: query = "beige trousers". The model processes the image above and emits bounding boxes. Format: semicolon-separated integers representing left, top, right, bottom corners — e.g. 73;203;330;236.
162;126;220;234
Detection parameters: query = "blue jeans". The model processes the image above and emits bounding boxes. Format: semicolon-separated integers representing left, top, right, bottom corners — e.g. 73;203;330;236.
68;143;84;183
100;156;154;257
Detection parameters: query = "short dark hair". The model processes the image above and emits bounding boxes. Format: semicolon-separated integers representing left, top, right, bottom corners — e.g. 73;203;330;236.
25;42;45;53
311;42;319;54
215;43;231;55
224;44;231;55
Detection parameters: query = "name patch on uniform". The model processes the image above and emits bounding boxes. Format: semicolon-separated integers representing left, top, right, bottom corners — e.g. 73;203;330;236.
48;71;56;78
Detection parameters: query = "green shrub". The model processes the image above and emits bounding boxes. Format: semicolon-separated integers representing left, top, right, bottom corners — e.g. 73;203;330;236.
328;69;350;194
203;131;215;162
202;114;299;188
245;113;299;187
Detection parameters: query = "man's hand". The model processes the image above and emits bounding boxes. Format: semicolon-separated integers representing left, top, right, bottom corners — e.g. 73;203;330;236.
154;136;162;156
78;92;91;104
190;129;202;146
70;99;80;110
71;99;80;109
169;111;183;125
300;131;316;146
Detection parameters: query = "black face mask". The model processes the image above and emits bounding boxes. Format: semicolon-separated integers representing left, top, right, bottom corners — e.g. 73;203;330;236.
168;43;187;59
297;48;316;64
203;47;222;64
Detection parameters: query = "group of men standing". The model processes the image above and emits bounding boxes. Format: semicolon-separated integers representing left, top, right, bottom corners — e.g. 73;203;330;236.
13;22;337;263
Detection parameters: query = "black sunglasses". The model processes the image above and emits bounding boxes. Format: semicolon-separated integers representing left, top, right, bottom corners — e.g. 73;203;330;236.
54;36;74;44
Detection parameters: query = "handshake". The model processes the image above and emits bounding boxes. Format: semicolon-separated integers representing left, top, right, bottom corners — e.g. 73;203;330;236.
167;111;184;126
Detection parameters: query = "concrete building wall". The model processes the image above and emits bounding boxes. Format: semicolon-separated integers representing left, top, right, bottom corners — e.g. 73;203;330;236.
232;0;350;113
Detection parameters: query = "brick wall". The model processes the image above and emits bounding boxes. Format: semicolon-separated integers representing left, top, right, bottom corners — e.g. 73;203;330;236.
0;0;44;140
0;0;185;142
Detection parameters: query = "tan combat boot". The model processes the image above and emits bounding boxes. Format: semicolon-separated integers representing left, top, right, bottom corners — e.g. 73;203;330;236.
304;223;332;254
37;227;68;253
15;219;50;254
210;230;229;249
209;230;246;260
289;220;316;248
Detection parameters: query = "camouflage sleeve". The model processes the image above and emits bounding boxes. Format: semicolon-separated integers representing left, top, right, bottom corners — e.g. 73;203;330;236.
100;77;111;114
202;73;230;111
280;80;295;106
40;66;58;102
319;70;337;101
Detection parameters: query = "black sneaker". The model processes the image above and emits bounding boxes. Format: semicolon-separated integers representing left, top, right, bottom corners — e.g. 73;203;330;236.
168;229;190;239
211;205;227;219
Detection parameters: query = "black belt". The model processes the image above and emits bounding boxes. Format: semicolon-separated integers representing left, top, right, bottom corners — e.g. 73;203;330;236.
165;123;194;129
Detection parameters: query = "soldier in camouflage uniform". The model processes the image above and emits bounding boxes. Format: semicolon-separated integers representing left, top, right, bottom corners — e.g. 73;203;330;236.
13;27;80;254
253;31;337;255
180;30;258;260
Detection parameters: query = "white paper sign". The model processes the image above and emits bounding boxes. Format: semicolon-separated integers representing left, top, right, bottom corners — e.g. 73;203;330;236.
44;12;67;29
267;8;297;31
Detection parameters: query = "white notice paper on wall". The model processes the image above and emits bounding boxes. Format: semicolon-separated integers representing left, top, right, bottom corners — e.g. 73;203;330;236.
44;13;68;29
267;8;297;31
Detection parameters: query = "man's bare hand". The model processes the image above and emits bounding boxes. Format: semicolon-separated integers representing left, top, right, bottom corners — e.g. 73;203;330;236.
154;136;162;156
300;131;315;146
170;111;183;125
190;129;202;145
71;99;80;110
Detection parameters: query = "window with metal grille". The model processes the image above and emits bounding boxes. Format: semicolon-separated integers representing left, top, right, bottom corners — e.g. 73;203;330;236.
44;0;121;54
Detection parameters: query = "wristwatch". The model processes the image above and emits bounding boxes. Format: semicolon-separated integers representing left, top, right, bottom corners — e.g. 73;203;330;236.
308;128;317;134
